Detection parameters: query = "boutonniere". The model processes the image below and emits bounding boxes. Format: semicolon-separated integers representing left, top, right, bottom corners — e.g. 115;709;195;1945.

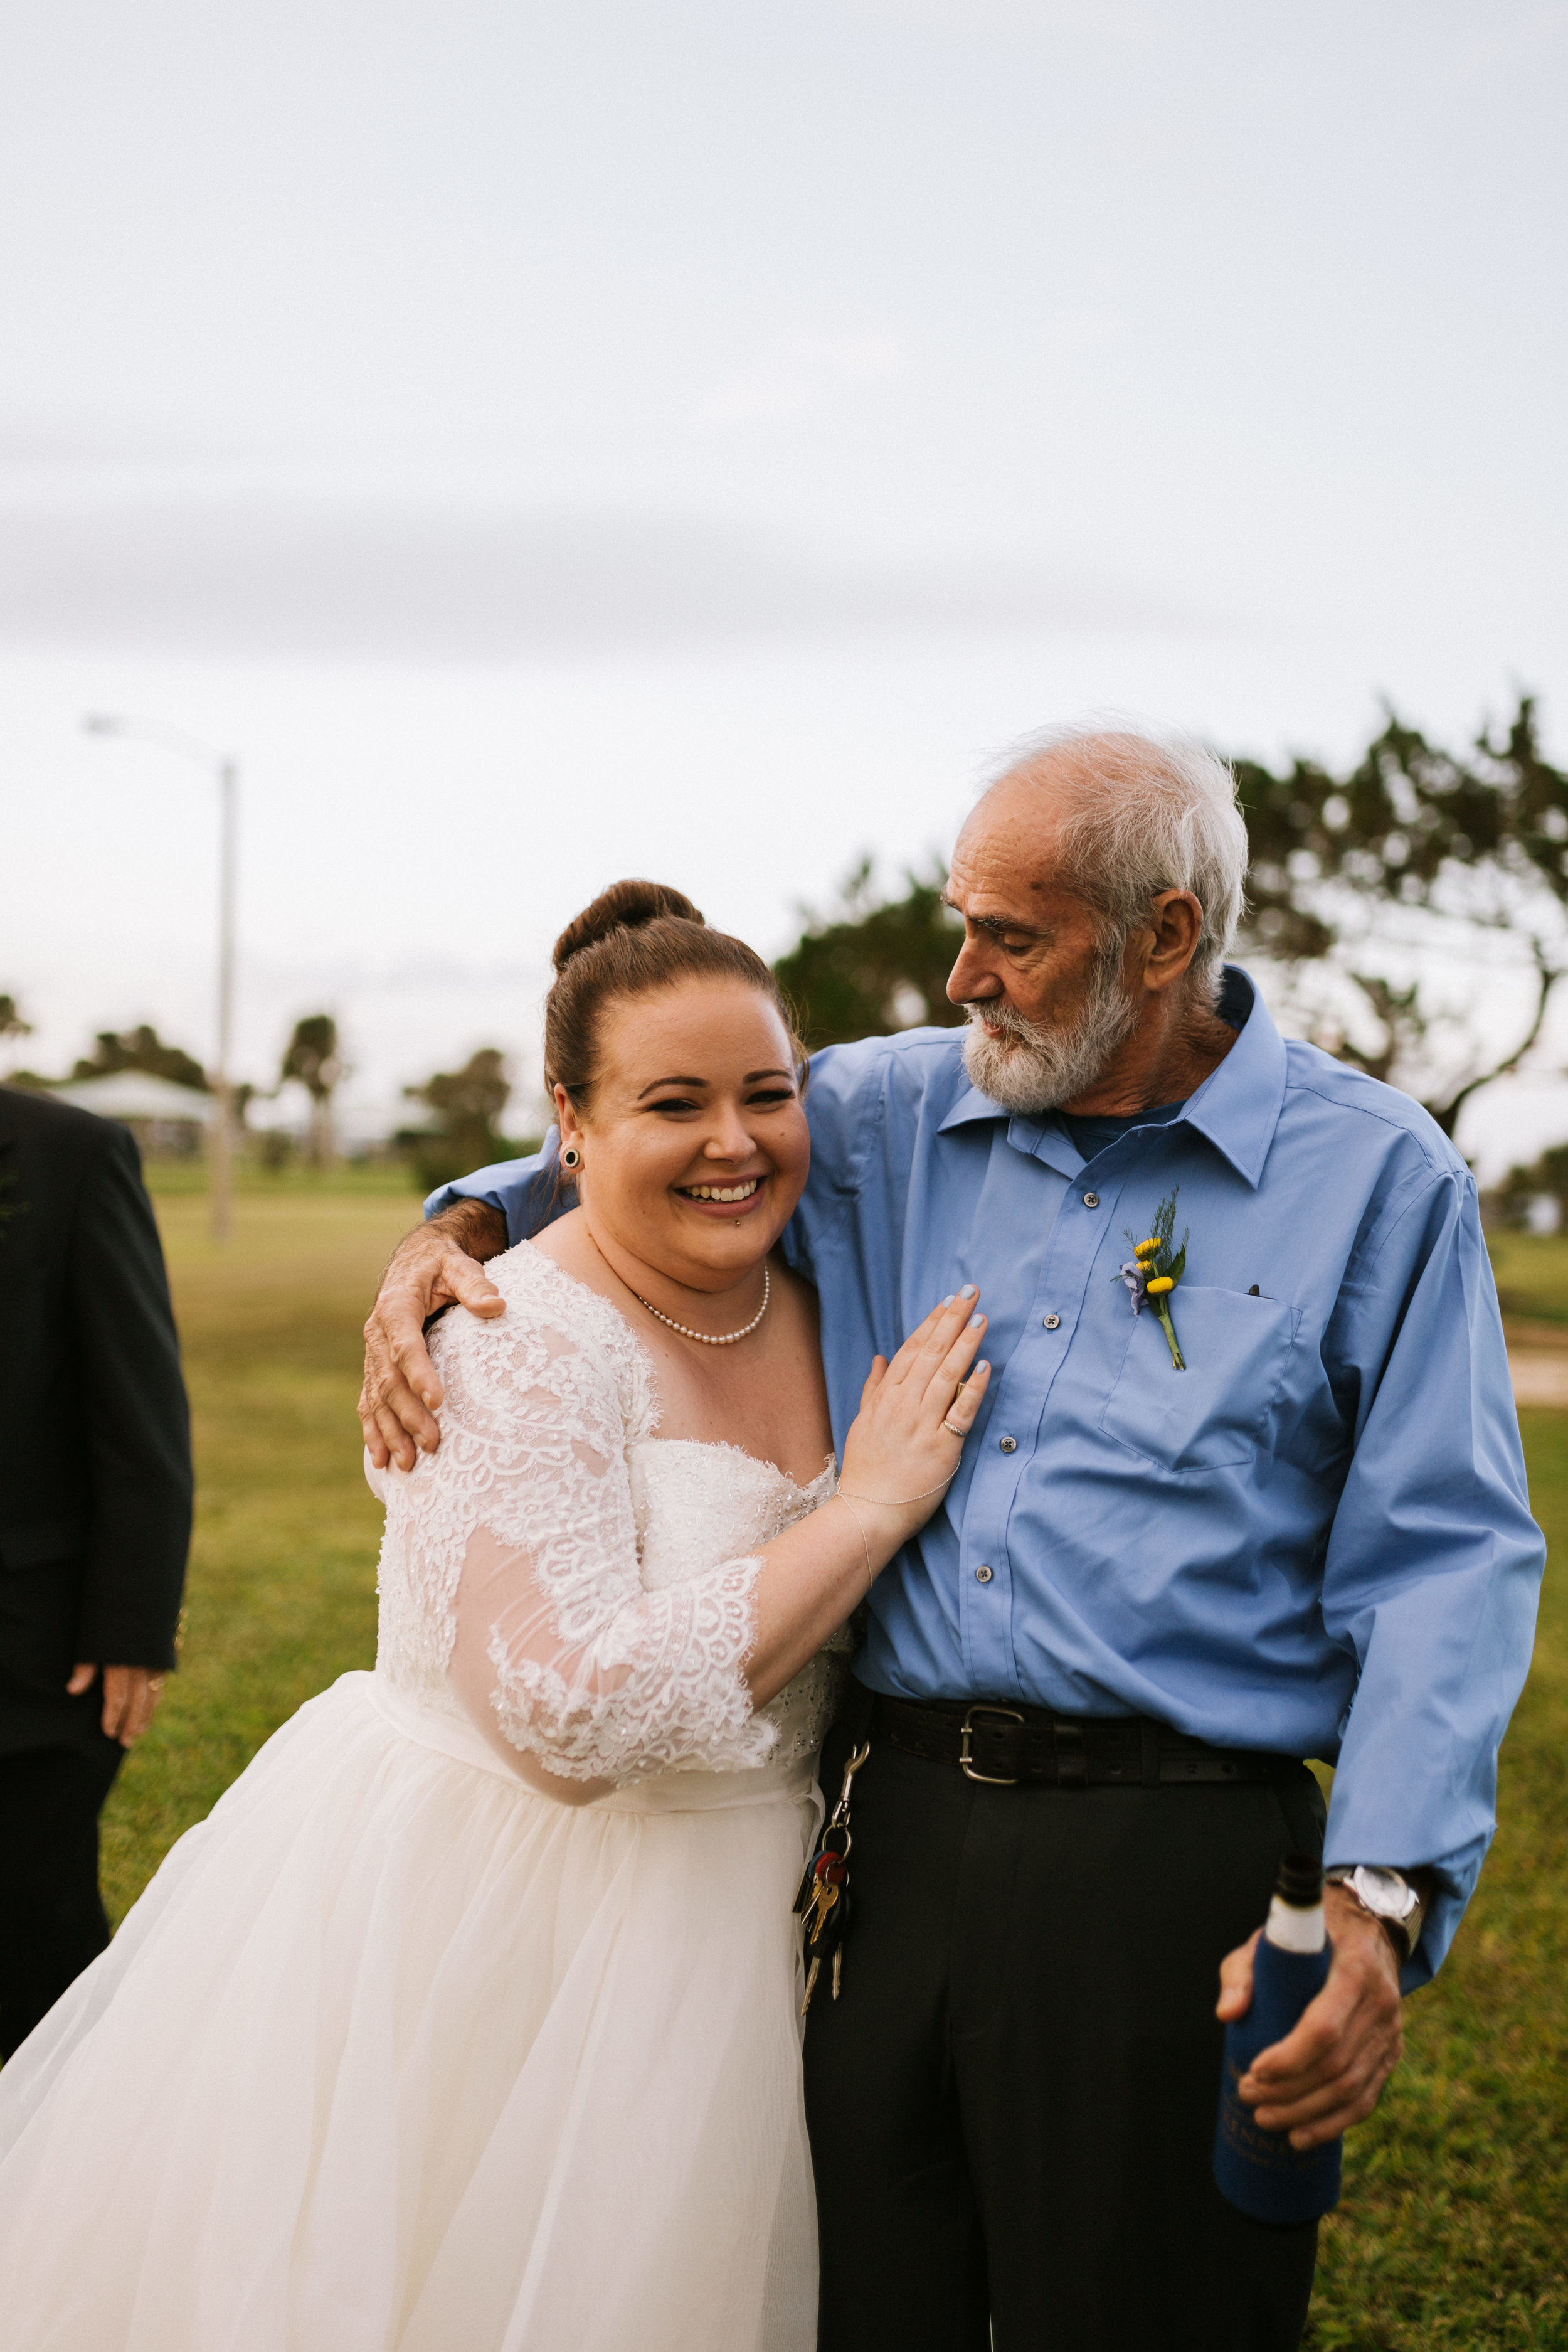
1114;1188;1188;1370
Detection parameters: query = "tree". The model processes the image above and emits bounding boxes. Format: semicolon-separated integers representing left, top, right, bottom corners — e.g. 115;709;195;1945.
773;858;966;1051
770;701;1568;1143
0;996;38;1096
1486;1142;1568;1233
71;1024;210;1093
400;1048;516;1192
1235;696;1568;1137
280;1013;343;1167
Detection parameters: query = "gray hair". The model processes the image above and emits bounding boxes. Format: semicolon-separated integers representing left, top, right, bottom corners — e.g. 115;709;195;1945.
979;722;1249;999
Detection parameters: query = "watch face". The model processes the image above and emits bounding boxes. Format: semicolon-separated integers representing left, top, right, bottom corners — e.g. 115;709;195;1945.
1355;1866;1416;1920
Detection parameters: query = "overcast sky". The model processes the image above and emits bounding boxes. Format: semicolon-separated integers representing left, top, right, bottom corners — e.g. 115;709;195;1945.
3;0;1566;1163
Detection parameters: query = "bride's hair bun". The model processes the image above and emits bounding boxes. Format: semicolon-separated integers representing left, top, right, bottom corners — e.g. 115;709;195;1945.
551;880;705;974
542;876;803;1123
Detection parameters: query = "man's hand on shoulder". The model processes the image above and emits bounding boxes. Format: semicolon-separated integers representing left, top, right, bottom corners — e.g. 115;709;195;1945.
1215;1883;1404;2149
359;1202;509;1471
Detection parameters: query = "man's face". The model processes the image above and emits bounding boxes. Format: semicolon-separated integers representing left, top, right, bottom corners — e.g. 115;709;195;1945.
943;775;1139;1113
945;778;1104;1027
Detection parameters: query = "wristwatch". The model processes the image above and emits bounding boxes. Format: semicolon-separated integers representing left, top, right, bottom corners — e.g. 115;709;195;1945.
1324;1866;1424;1962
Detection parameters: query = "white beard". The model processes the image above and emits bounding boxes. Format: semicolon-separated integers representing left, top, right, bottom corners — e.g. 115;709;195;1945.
960;960;1139;1115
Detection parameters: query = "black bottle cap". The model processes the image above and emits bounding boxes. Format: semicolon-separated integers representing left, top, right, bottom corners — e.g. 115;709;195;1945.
1274;1853;1325;1908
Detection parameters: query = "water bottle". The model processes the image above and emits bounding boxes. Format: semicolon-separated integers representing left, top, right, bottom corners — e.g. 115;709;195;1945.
1213;1852;1343;2223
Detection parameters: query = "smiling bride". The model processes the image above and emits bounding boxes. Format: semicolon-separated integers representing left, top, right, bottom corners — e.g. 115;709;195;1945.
0;881;990;2352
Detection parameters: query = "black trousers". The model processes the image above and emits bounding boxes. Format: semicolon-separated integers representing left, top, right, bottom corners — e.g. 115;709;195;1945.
804;1719;1327;2352
0;1741;124;2059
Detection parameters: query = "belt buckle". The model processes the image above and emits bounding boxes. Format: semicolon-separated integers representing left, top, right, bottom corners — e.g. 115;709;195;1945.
959;1704;1025;1785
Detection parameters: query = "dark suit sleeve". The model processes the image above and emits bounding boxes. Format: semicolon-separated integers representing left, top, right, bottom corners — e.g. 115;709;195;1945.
66;1125;193;1668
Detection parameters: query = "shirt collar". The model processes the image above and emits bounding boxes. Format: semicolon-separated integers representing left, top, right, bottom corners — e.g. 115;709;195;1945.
933;967;1288;1191
936;1083;1014;1135
1177;969;1286;1186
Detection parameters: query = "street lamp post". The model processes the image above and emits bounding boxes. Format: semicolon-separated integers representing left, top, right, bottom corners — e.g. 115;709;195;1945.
84;715;241;1243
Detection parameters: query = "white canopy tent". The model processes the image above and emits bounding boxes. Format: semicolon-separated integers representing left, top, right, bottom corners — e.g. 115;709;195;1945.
51;1073;217;1126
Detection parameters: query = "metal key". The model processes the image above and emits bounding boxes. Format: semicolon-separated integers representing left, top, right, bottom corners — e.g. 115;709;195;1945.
797;1740;869;2013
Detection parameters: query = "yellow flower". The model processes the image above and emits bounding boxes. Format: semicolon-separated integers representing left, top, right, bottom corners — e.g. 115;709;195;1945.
1145;1275;1174;1294
1134;1238;1160;1259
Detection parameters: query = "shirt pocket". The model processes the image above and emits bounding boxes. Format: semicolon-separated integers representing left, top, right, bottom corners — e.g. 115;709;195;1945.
1098;1286;1301;1473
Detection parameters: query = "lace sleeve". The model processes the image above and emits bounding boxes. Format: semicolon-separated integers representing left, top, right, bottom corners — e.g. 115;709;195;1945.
393;1264;777;1789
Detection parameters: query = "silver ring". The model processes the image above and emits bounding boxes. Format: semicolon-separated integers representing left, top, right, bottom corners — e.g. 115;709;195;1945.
942;1415;965;1437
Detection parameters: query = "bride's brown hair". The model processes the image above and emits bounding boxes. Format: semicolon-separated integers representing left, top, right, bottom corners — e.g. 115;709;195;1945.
544;879;805;1114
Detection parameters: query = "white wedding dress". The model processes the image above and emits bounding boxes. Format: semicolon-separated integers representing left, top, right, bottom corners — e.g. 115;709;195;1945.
0;1243;849;2351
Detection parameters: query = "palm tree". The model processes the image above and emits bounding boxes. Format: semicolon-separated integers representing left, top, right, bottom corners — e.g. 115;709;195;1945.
280;1014;343;1168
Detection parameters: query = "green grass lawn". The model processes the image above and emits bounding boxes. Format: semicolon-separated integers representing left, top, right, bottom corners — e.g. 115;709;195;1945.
101;1186;1568;2347
100;1176;418;1918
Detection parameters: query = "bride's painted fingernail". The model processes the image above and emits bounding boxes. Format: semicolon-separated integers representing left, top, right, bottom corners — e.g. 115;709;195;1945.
969;1312;985;1328
975;1360;990;1374
941;1294;955;1306
960;1284;978;1299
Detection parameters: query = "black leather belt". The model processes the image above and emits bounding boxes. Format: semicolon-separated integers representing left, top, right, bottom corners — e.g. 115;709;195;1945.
874;1693;1302;1791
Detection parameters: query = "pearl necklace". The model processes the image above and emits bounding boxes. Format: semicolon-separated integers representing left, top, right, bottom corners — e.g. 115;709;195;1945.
630;1268;771;1347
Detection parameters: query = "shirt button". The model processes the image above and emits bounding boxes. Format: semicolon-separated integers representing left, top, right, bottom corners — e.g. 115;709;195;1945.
1043;1313;1061;1329
1083;1190;1099;1208
975;1564;994;1584
999;1435;1017;1453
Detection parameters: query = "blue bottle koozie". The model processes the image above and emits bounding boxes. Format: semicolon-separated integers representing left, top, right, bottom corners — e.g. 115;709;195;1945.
1213;1853;1343;2224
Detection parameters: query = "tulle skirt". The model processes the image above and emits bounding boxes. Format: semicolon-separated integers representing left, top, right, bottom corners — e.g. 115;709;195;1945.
0;1671;822;2351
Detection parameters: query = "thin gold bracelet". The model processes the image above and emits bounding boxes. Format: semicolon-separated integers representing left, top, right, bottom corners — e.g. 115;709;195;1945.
837;1477;955;1506
834;1476;956;1597
833;1494;876;1596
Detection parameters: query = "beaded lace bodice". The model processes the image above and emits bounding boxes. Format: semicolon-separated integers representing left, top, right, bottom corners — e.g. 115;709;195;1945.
370;1242;850;1787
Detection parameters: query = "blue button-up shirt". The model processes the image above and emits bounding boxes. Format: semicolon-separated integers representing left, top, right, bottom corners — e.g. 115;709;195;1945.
431;971;1542;1981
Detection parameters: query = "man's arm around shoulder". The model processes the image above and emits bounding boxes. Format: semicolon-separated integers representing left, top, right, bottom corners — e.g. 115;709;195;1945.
361;1038;949;1466
359;1141;561;1469
359;1198;509;1470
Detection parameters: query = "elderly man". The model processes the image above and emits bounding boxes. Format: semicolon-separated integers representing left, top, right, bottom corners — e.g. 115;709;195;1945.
361;726;1541;2352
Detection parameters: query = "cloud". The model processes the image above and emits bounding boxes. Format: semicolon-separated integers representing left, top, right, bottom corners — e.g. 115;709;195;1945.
695;329;905;427
0;496;1187;660
1436;3;1568;93
0;415;272;477
816;0;1170;46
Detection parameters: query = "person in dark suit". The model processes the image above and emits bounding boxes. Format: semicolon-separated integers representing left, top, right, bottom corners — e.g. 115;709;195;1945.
0;1084;192;2058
